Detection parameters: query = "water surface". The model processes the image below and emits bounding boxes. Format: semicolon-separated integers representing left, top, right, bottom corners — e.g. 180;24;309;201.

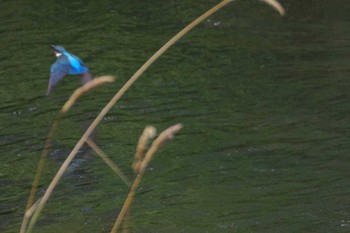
1;0;350;232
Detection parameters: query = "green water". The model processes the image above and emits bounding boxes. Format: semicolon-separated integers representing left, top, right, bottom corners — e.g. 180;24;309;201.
1;0;350;232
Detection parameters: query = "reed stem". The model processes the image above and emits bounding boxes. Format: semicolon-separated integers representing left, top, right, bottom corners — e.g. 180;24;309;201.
21;76;115;233
110;124;183;233
24;0;285;232
25;1;234;232
86;138;131;187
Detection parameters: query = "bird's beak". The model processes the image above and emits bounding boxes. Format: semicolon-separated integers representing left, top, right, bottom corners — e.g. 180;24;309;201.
50;45;58;52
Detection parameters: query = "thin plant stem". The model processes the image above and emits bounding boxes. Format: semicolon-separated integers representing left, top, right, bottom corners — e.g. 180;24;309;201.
25;199;41;219
19;117;60;233
110;124;183;233
25;1;234;232
260;0;285;16
132;126;156;173
111;171;143;233
24;0;285;232
19;197;42;233
120;126;156;232
62;76;115;113
21;76;115;233
85;138;131;187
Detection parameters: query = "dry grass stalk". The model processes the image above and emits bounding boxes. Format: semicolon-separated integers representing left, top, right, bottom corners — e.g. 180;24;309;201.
22;77;115;233
23;0;285;232
62;75;115;113
85;138;131;187
260;0;285;16
110;124;183;233
139;123;183;174
24;199;41;219
19;198;41;233
132;126;156;173
19;120;59;233
24;2;234;232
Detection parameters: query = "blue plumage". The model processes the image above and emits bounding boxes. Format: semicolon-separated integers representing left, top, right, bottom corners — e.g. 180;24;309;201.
47;45;92;95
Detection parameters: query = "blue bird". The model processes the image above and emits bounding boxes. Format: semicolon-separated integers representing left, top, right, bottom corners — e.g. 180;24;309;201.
47;45;93;95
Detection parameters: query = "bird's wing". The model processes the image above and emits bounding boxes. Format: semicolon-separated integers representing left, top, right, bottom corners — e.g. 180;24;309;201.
47;56;70;95
67;53;88;73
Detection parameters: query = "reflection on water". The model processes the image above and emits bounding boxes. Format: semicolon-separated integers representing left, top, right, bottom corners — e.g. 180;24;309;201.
1;0;350;232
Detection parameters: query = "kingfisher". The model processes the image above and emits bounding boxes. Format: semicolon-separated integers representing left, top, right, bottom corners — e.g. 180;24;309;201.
47;45;93;95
